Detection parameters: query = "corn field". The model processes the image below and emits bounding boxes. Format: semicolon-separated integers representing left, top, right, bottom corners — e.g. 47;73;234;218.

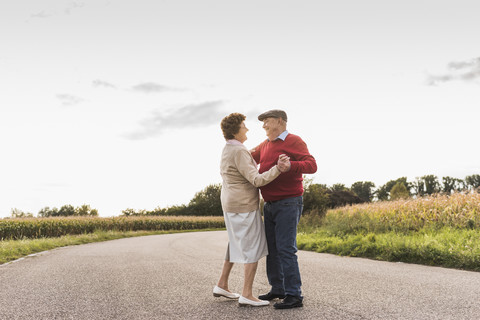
0;216;225;240
323;192;480;234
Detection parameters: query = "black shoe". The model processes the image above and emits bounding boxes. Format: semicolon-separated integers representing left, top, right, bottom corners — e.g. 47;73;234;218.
258;292;286;301
273;295;303;309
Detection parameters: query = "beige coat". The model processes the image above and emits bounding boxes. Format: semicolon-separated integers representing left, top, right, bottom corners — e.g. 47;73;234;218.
220;143;281;213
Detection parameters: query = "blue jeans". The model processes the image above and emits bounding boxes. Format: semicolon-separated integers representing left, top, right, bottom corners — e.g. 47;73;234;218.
263;196;303;298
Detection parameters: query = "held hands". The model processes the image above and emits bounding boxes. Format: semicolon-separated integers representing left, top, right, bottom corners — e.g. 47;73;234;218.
277;154;291;173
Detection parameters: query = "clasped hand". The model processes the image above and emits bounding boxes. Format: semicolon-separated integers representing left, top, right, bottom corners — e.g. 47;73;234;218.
277;154;291;173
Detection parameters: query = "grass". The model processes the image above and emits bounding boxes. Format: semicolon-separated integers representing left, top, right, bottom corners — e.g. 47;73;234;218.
297;192;480;271
297;227;480;271
0;228;223;265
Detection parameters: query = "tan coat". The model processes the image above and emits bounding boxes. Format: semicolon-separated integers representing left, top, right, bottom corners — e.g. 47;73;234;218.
220;143;281;213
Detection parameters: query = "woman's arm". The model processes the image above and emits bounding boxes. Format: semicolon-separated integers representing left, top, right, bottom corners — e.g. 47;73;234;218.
235;149;282;187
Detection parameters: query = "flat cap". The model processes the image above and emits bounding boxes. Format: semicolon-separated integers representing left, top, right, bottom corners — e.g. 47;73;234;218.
258;109;288;122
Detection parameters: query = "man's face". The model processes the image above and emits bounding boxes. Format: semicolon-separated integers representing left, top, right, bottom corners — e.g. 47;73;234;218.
262;117;282;136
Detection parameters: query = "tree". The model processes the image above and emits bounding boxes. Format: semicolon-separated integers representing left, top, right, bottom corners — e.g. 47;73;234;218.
38;207;58;217
122;208;137;217
350;181;376;203
327;190;362;208
188;183;223;216
376;184;389;201
442;176;465;194
376;177;410;201
303;183;330;215
164;204;193;216
10;208;33;218
465;174;480;190
421;175;440;195
390;182;410;200
329;183;348;192
75;204;99;216
58;205;76;216
412;177;426;197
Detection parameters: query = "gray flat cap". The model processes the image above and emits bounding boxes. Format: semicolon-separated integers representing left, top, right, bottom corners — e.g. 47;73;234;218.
258;109;288;122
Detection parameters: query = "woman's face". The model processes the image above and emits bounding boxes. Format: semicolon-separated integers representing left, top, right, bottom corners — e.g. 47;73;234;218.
234;121;248;143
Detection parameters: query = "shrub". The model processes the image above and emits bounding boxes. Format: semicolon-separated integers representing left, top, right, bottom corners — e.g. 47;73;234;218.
303;183;329;215
390;182;409;200
350;181;376;203
326;190;362;208
188;184;223;216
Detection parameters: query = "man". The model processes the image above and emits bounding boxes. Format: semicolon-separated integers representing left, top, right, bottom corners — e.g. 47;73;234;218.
251;109;317;309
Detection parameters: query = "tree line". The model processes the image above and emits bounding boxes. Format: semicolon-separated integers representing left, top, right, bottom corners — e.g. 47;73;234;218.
303;174;480;215
122;174;480;217
8;204;99;219
7;174;480;218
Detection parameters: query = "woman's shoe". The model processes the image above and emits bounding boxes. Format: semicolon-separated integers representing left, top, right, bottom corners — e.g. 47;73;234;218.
238;296;270;307
213;286;240;299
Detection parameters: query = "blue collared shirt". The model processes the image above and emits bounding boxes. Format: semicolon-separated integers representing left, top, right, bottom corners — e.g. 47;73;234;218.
269;130;289;141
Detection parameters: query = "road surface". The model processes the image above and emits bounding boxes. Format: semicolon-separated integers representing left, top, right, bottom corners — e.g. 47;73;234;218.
1;231;480;319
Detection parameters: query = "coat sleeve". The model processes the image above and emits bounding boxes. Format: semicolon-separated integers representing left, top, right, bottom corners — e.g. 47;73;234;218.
235;148;281;187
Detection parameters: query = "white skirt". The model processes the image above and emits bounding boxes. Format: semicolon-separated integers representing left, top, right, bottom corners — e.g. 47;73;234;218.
223;209;268;263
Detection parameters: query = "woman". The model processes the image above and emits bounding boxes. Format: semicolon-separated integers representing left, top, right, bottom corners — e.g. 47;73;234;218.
213;113;290;307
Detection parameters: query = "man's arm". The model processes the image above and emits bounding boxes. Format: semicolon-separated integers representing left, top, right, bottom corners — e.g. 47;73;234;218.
289;138;317;174
250;141;265;163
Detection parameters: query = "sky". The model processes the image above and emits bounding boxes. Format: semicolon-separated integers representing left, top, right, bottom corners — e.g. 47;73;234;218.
1;0;479;218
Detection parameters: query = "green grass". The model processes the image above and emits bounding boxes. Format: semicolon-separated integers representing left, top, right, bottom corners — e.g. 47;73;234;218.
0;228;223;265
297;223;480;271
297;193;480;271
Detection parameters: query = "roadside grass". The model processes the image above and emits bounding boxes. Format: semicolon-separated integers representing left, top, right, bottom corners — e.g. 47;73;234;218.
297;192;480;271
297;227;480;271
0;228;224;265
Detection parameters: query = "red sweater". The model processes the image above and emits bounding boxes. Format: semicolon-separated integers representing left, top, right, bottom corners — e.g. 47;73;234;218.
251;133;317;202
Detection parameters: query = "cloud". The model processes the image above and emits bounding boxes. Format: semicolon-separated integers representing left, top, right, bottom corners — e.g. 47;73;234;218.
56;94;84;106
92;79;116;89
427;57;480;85
124;101;225;140
30;11;52;19
29;1;85;19
131;82;177;93
64;1;85;15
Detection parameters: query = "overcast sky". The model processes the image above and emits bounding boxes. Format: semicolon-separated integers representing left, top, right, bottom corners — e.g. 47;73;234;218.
1;0;479;217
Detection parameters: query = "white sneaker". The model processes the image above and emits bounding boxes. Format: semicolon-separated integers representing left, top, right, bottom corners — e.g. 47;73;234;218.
213;286;240;299
238;296;270;307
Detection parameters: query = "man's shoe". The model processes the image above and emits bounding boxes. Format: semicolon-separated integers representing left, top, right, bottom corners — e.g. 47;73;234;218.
213;286;240;299
258;292;286;301
273;295;303;309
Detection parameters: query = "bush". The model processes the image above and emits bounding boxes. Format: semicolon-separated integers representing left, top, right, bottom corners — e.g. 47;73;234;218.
350;181;375;203
187;184;223;216
326;190;362;208
303;183;329;216
390;182;409;200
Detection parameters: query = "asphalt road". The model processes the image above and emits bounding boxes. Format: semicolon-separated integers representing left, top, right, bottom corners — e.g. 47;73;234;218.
1;231;480;320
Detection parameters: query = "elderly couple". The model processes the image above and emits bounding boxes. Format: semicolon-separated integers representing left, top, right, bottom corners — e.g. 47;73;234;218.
213;109;317;309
